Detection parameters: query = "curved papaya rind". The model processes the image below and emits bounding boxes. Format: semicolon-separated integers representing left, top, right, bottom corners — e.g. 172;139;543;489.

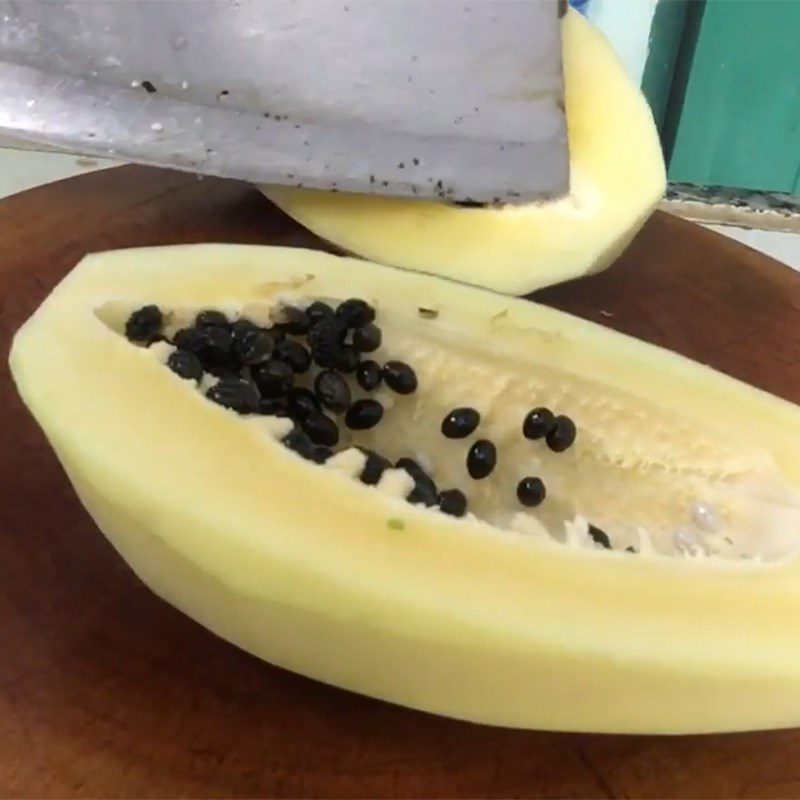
11;244;800;734
261;11;666;296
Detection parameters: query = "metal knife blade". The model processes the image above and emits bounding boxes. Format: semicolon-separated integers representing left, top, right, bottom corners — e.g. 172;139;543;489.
0;0;568;203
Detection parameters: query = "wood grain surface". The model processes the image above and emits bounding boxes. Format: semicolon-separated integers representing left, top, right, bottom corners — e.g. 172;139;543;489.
3;165;800;799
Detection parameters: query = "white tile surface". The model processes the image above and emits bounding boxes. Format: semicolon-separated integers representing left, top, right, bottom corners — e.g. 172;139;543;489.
0;148;113;197
2;147;800;273
702;224;800;271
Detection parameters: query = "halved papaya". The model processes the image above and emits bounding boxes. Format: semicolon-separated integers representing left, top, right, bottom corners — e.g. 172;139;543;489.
11;244;800;734
261;10;666;295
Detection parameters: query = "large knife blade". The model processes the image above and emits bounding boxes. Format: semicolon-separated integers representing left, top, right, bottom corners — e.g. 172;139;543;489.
0;0;568;203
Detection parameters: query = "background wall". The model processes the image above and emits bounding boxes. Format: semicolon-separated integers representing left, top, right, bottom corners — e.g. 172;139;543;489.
585;0;658;85
667;0;800;194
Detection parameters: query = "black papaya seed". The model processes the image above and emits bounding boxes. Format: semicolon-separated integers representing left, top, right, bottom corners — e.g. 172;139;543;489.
268;325;286;345
438;488;467;517
335;344;360;373
358;448;392;485
314;369;351;413
195;309;229;329
441;407;480;439
308;317;347;368
172;326;207;355
274;340;312;373
282;426;315;458
252;359;293;398
308;445;334;464
235;329;274;365
311;346;341;369
353;323;382;353
308;316;347;348
588;523;612;549
206;377;259;414
287;387;321;420
397;457;438;506
336;298;375;328
356;360;382;391
231;318;258;345
303;410;340;447
167;349;203;382
125;305;162;343
382;360;417;394
306;300;335;326
467;439;496;479
201;325;234;365
516;476;546;507
345;398;383;430
546;415;576;453
281;306;310;335
257;397;289;416
522;407;554;440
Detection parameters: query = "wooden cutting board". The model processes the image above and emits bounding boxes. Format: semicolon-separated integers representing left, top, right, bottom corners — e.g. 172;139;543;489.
3;165;800;799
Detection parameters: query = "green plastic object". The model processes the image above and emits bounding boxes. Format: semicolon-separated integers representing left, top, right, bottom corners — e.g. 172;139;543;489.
640;0;690;135
666;0;800;193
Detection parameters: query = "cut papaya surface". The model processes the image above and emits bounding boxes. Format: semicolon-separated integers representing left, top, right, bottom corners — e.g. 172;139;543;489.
11;244;800;734
261;10;666;295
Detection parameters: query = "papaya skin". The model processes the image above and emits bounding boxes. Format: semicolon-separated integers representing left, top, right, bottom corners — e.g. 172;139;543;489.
11;244;800;734
261;10;666;296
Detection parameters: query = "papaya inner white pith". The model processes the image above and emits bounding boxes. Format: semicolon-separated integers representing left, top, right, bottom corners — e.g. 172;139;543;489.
98;295;800;566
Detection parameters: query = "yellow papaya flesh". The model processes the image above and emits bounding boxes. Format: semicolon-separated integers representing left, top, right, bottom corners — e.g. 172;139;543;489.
10;244;800;734
261;10;666;295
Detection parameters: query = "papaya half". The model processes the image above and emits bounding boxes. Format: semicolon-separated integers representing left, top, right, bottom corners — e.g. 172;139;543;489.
11;244;800;734
261;10;666;295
